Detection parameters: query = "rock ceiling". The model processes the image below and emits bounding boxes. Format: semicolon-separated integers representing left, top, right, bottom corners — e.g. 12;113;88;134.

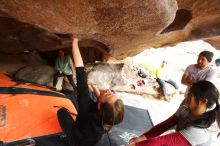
0;0;220;61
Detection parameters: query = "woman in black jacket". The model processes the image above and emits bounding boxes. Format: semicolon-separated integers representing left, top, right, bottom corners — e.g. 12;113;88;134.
57;38;125;146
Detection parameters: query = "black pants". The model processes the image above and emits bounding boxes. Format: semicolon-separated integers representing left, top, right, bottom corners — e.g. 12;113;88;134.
53;71;76;90
57;108;78;146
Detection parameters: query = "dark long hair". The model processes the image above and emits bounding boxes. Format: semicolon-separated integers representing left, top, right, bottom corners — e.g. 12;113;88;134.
99;99;124;131
188;81;220;136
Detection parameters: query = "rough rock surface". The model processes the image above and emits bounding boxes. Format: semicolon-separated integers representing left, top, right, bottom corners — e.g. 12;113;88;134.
14;65;56;87
0;0;220;60
0;52;46;75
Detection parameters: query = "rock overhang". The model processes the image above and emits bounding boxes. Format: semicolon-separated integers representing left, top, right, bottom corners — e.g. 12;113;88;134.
0;0;220;61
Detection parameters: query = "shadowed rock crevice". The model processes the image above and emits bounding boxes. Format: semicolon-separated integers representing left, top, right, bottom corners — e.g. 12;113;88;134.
0;16;63;53
79;39;111;63
38;38;111;65
161;9;192;34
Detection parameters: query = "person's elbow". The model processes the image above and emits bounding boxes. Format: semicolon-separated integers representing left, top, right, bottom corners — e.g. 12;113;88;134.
181;75;187;84
181;79;188;86
181;78;185;84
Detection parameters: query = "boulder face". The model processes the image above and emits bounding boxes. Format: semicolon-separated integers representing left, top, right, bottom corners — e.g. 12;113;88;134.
0;0;220;60
0;52;47;75
14;65;56;87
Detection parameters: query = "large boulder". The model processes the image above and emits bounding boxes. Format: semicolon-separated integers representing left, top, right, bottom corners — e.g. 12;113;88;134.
14;65;56;87
1;0;220;60
14;65;77;91
0;52;46;75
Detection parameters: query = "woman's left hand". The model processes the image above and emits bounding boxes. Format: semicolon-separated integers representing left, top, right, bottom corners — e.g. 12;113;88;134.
128;135;147;146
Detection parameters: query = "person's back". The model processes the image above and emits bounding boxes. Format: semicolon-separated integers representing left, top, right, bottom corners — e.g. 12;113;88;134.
179;126;213;146
176;105;213;146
